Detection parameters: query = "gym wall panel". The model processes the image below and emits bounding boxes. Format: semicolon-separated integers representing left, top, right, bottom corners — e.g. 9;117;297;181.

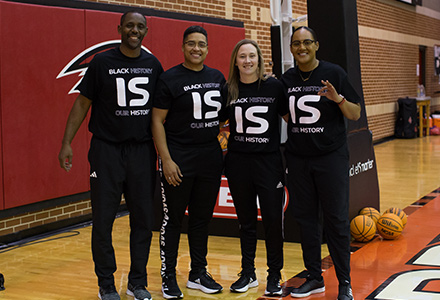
0;1;90;209
202;23;245;77
146;17;197;72
0;0;245;211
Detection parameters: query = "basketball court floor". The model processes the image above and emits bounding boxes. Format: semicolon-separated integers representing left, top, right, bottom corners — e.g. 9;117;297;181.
1;136;440;299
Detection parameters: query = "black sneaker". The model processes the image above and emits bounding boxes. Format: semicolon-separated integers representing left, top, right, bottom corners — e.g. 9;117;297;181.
186;271;223;294
290;277;325;298
230;271;259;293
162;274;184;299
265;273;282;296
338;284;354;300
126;282;152;300
98;285;120;300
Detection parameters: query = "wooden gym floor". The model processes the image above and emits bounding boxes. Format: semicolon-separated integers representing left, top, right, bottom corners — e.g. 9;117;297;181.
1;136;440;300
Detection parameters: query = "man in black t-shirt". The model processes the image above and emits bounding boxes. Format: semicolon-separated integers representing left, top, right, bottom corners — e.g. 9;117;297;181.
58;11;163;300
152;25;225;299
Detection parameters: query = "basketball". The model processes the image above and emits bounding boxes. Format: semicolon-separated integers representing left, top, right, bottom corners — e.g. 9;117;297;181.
359;207;381;224
217;130;230;151
376;213;404;239
384;207;407;228
350;215;377;242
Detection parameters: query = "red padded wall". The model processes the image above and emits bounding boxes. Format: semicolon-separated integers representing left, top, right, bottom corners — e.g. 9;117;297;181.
0;1;244;210
0;2;89;208
202;23;245;76
147;17;197;71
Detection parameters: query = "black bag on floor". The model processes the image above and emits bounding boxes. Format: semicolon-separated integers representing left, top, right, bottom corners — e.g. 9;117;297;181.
395;97;416;138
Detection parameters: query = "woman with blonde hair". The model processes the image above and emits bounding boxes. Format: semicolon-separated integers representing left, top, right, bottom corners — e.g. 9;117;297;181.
222;39;288;296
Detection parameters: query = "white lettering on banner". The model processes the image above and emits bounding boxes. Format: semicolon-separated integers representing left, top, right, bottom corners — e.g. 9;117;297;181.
218;186;234;208
349;159;374;177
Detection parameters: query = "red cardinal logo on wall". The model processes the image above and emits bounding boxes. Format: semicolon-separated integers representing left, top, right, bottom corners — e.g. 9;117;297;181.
57;40;151;94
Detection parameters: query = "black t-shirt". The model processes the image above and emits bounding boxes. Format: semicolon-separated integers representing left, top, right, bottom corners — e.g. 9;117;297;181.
153;64;226;146
280;60;360;156
79;47;163;143
223;77;288;153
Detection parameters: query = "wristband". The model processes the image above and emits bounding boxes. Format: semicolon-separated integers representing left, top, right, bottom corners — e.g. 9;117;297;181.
337;94;346;106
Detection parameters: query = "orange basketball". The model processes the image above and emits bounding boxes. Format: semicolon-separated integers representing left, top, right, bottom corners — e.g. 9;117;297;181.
350;215;377;242
376;213;404;239
217;130;230;151
384;207;407;228
359;207;380;224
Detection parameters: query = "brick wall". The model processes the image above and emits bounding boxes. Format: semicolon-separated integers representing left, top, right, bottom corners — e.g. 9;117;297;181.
358;0;440;140
1;0;439;239
0;200;91;238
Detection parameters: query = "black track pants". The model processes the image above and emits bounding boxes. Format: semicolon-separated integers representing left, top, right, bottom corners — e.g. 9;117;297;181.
286;144;351;285
89;137;157;287
225;151;285;275
159;143;223;277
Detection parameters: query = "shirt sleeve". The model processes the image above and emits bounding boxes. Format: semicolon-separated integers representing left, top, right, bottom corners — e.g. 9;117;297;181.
153;77;173;109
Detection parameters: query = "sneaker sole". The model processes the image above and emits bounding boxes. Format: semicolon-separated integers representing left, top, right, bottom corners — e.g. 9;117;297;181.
126;289;152;300
230;280;259;293
162;286;184;299
264;288;283;296
291;286;325;298
186;281;223;294
99;292;120;300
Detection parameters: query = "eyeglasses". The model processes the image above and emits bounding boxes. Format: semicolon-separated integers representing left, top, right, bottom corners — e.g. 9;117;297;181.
290;39;316;48
184;41;208;49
